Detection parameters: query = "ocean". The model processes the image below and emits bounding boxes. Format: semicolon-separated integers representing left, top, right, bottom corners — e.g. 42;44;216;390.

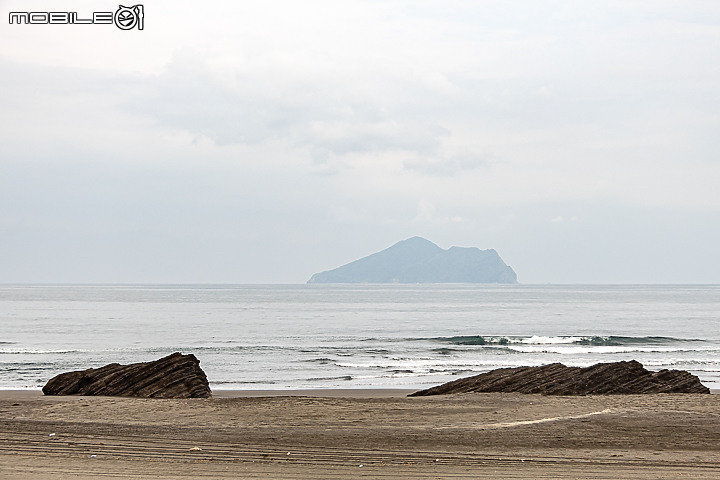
1;284;719;390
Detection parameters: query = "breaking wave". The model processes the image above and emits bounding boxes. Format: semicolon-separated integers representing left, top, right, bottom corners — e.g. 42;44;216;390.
430;335;706;347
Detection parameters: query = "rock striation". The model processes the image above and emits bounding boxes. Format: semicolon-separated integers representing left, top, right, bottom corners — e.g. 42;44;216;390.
409;361;710;396
42;352;212;398
308;236;517;284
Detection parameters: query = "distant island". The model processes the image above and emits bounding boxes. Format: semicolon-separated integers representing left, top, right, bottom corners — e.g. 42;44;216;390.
307;237;518;284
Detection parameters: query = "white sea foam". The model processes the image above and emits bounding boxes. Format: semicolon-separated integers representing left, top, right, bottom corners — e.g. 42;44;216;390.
506;345;718;355
519;336;585;344
0;349;81;355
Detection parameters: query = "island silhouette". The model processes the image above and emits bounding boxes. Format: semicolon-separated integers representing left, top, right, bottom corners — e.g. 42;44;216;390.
307;236;517;284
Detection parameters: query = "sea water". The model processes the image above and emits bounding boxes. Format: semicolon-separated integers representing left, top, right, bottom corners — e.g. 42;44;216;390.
1;284;719;390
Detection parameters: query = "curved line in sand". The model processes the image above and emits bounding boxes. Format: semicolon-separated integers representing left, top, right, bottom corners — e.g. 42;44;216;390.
483;408;615;429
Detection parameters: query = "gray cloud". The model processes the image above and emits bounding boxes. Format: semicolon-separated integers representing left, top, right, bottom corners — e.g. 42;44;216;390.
403;152;495;177
121;54;451;159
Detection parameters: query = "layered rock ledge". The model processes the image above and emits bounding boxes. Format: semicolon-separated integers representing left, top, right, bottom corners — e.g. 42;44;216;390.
42;352;212;398
409;360;710;396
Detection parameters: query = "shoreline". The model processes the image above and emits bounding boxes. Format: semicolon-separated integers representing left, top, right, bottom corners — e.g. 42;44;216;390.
0;388;418;400
2;387;718;399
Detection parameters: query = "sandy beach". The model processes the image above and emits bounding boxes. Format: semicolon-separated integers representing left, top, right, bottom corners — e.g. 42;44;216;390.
2;389;720;479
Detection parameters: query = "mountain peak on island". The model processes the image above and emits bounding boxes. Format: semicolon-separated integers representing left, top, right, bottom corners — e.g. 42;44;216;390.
307;237;517;284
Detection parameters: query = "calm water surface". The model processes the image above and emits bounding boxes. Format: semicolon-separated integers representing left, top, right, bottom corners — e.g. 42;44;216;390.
1;284;719;389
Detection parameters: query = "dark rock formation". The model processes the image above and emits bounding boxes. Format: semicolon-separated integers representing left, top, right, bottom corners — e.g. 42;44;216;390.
42;352;212;398
409;361;710;396
308;236;517;284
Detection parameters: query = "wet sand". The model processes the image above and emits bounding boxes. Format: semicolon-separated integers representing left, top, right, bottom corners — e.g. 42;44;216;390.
2;389;720;479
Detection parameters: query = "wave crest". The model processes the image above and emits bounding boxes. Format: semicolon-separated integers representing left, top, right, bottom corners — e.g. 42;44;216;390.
433;335;704;347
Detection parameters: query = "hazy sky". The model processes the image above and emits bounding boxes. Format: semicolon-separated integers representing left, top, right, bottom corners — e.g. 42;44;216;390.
1;1;719;284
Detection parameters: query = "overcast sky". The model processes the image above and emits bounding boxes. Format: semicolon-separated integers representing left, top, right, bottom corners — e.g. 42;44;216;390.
1;0;719;284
